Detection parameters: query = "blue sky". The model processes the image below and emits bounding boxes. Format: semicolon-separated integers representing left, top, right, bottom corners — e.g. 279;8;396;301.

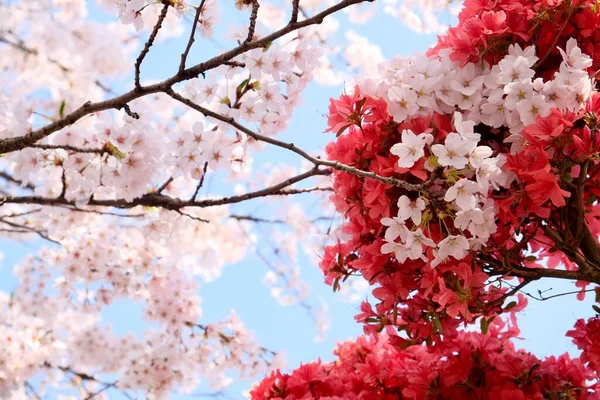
0;1;596;399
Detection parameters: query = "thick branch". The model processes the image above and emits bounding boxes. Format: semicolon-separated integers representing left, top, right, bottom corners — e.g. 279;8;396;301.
0;168;329;210
488;264;600;285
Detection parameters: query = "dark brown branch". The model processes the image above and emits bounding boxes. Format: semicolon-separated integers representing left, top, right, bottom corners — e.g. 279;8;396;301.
0;168;329;210
269;186;332;195
175;209;209;223
223;60;245;68
120;103;140;119
542;226;599;273
245;0;260;42
0;0;370;155
134;3;170;89
179;0;206;73
24;382;42;400
487;278;532;309
230;215;287;224
291;0;300;23
30;143;107;154
191;162;209;201
488;264;600;284
156;177;174;194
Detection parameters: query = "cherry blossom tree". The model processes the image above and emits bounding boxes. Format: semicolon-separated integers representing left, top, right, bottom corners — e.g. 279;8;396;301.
3;0;600;399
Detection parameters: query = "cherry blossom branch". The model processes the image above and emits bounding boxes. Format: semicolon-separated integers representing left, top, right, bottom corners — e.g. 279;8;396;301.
0;167;329;210
291;0;301;23
134;3;170;89
0;0;371;155
245;0;261;42
167;89;425;192
30;143;109;155
179;0;206;73
24;382;42;400
191;161;209;201
230;213;333;224
155;176;174;194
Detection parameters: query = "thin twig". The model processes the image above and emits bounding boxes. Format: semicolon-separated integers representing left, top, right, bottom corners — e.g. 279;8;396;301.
134;3;170;88
31;143;107;154
191;162;209;201
245;0;260;43
179;0;206;73
291;0;300;23
0;168;330;210
156;177;174;194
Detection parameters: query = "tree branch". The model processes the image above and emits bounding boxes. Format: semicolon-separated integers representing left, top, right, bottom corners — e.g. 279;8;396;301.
245;0;260;43
179;0;206;73
191;161;209;201
0;0;371;155
166;89;425;192
134;3;170;89
291;0;301;23
0;168;329;211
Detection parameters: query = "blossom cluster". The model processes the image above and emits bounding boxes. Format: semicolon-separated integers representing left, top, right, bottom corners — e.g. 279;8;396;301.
251;319;598;399
0;211;279;398
319;0;600;354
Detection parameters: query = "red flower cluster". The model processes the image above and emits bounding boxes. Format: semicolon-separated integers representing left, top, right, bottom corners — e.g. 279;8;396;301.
431;0;600;78
321;88;533;346
251;320;598;399
254;0;600;396
318;0;600;348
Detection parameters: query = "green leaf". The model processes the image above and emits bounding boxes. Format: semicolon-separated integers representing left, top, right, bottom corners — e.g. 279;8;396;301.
333;276;341;292
524;255;537;262
427;155;439;168
595;287;600;303
220;96;231;106
480;317;489;334
593;304;600;314
104;141;125;160
262;41;272;52
59;100;66;118
236;78;251;99
336;124;352;137
504;301;517;310
431;313;443;334
356;97;367;113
